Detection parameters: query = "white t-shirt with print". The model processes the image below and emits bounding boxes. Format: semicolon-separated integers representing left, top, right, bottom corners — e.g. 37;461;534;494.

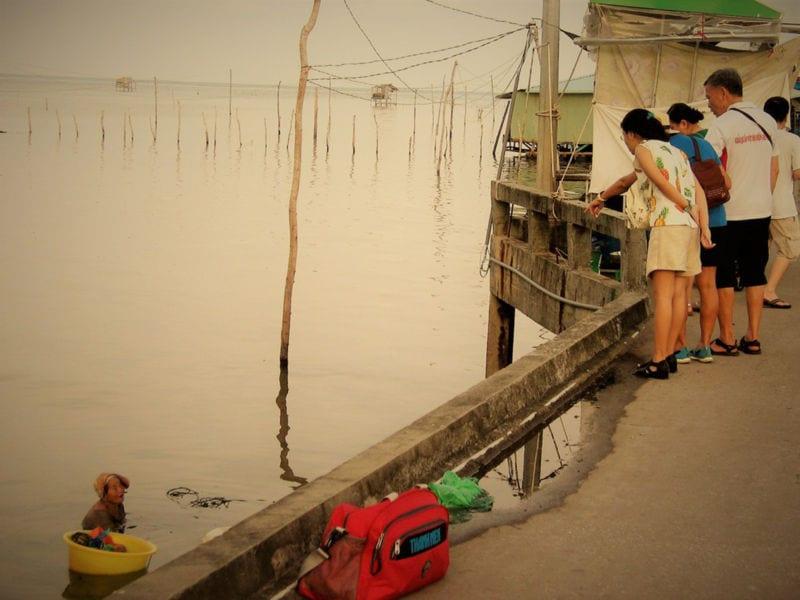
772;128;800;219
705;101;779;221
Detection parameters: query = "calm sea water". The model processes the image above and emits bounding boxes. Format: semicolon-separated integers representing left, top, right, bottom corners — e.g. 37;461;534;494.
0;75;555;598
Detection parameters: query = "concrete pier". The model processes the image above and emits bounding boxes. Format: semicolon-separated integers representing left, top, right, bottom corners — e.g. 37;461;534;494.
419;268;800;599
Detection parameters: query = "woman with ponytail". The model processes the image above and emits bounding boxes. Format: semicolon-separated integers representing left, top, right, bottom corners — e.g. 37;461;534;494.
587;109;712;378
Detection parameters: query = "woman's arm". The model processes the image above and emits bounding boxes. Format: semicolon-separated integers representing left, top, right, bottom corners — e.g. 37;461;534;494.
635;145;689;210
586;171;636;217
692;175;714;249
720;164;731;190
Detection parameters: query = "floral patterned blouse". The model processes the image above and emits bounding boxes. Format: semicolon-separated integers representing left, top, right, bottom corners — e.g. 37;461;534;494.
632;139;697;228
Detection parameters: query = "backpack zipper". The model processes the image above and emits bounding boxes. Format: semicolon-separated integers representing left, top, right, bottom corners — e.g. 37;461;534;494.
369;503;441;575
391;518;447;559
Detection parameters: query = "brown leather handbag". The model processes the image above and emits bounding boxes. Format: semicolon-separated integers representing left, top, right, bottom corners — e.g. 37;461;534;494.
689;136;729;209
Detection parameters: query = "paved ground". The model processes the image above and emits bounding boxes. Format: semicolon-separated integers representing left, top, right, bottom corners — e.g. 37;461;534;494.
419;269;800;599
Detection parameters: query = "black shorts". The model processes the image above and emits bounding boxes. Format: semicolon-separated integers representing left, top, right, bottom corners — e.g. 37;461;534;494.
700;226;727;268
716;217;770;288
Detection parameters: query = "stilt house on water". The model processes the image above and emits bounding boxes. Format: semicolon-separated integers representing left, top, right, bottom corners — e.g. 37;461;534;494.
371;83;398;106
115;77;136;92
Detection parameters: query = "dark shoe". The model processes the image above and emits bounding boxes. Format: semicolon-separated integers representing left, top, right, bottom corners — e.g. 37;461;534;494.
710;337;739;356
666;353;678;373
738;337;762;355
634;359;669;379
763;297;791;309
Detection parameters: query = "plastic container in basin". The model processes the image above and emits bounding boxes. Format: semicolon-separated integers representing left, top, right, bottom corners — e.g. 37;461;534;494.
63;531;157;575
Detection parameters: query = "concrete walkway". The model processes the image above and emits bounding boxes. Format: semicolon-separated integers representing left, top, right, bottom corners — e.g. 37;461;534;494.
419;270;800;599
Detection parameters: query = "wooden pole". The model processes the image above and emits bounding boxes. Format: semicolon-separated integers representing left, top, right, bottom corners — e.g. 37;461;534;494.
280;0;321;369
313;86;319;146
203;112;210;149
373;113;379;159
264;117;268;152
326;78;331;154
27;106;32;137
214;106;217;150
123;111;127;147
56;109;62;139
352;114;356;156
100;110;105;144
177;100;181;147
430;83;435;132
433;76;445;156
463;84;467;135
72;114;79;139
128;113;134;144
447;61;457;155
236;110;242;149
228;68;232;122
412;88;417;150
536;0;560;198
277;81;282;138
153;76;158;142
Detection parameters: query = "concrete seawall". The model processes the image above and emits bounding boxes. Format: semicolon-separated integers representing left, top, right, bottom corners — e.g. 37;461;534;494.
114;291;649;599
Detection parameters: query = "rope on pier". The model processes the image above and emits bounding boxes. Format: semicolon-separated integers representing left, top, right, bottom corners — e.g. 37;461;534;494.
488;257;602;311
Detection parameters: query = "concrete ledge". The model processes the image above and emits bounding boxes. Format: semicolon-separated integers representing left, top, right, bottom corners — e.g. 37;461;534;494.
114;292;649;600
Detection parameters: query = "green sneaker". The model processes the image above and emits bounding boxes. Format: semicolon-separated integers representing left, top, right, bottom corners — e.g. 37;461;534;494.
673;347;691;364
689;346;713;363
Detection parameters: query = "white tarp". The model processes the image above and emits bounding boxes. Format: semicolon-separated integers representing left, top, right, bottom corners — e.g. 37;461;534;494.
589;38;800;193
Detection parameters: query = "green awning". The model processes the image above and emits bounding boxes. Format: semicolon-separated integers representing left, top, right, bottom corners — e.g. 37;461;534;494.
590;0;781;20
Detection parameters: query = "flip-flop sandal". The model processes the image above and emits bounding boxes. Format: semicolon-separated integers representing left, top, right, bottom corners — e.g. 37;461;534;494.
710;337;739;356
763;298;791;309
738;337;762;355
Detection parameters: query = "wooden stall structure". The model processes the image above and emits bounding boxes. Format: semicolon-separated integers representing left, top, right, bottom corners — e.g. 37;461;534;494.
115;77;136;92
371;83;398;107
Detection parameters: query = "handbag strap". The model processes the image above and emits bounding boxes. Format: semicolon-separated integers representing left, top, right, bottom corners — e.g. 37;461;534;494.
730;107;773;147
689;135;702;162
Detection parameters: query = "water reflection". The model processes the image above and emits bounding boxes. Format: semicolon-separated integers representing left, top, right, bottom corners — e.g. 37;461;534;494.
274;369;308;489
62;569;147;600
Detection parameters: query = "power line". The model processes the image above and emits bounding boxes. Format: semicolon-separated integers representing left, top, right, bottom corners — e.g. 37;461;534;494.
311;28;523;68
309;28;522;82
341;0;431;101
422;0;526;27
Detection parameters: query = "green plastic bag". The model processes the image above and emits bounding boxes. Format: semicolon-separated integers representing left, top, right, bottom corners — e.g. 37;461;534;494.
429;471;493;523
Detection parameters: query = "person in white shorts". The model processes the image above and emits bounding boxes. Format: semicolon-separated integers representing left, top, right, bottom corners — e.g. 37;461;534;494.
762;96;800;309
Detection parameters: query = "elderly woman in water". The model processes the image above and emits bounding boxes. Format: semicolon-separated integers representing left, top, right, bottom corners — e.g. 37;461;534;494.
82;472;129;532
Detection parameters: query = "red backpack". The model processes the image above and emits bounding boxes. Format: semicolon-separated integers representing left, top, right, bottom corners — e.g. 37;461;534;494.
297;487;449;600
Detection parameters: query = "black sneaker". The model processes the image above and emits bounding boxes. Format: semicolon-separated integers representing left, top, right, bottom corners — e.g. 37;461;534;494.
634;359;669;379
666;353;678;373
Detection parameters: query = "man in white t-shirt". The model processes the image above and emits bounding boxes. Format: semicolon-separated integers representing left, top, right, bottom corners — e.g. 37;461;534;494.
704;68;779;356
762;96;800;309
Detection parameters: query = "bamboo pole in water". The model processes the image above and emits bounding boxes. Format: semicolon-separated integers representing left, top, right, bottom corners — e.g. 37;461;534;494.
463;84;467;134
177;101;182;147
128;113;134;144
447;61;457;155
313;86;319;146
373;113;379;159
430;84;435;132
280;0;321;368
214;106;217;149
100;110;105;144
479;108;484;162
153;76;158;142
436;84;451;175
326;78;331;154
264;117;268;152
203;112;210;149
56;109;62;139
433;76;445;155
412;89;417;151
236;111;242;149
27;107;32;136
277;81;282;138
45;97;49;112
352;114;356;156
72;114;79;139
228;68;232;122
123;111;127;147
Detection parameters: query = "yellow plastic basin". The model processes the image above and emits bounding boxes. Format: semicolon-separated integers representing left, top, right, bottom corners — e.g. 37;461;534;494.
63;531;157;575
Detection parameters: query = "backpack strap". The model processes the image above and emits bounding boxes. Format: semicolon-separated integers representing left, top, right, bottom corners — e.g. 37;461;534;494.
730;107;773;147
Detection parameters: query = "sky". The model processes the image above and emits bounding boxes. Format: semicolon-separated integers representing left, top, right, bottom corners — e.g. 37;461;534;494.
2;0;799;89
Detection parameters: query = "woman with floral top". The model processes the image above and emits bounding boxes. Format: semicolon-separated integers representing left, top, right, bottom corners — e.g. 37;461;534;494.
587;109;712;379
